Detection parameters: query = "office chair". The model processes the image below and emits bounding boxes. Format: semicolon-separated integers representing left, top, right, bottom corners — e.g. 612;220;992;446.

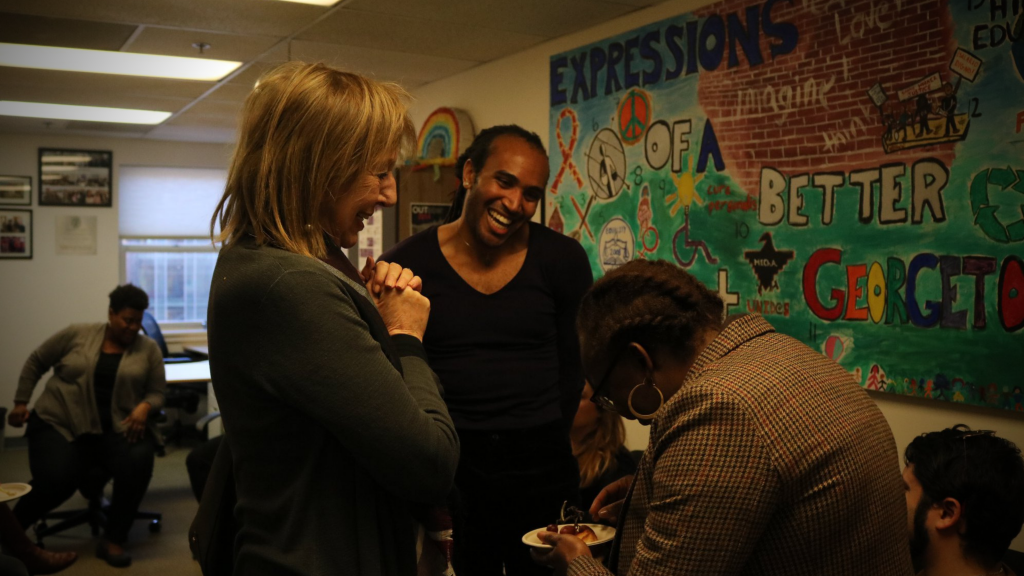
141;311;206;446
141;311;207;363
33;465;161;547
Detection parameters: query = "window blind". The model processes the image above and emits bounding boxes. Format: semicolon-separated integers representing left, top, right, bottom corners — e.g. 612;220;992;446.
119;166;226;237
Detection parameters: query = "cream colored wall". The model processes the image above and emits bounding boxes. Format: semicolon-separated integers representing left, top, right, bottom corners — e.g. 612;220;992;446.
408;0;717;135
409;0;1024;552
0;132;230;438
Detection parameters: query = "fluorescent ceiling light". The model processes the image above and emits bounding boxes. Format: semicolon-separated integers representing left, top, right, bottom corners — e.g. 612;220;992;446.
0;101;172;125
0;43;242;81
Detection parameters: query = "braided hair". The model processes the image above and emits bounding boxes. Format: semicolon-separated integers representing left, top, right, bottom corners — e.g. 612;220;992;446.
444;125;547;223
577;260;724;371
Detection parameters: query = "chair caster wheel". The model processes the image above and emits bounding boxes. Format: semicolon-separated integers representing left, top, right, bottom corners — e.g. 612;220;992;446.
149;520;161;533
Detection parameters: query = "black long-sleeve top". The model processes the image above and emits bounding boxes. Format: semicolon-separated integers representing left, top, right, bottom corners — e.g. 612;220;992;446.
384;222;593;431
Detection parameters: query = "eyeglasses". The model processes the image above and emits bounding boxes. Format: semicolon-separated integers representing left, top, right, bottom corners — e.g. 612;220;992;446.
589;346;626;412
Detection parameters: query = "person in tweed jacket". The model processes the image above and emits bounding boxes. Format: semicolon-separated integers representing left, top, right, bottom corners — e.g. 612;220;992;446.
533;259;914;576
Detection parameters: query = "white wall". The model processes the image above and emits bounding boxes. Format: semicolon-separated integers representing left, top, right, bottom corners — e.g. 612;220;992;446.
409;0;1024;551
0;132;231;438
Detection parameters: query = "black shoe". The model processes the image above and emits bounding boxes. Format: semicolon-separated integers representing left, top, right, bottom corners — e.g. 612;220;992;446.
96;541;132;568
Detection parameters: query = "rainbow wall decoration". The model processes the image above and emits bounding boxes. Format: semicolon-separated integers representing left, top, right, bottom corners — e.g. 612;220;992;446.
415;107;475;166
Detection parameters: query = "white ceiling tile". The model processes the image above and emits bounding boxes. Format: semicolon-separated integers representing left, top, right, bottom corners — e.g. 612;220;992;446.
164;98;243;130
344;0;639;38
0;0;324;37
205;82;255;103
145;123;237;144
0;0;656;143
224;61;283;87
601;0;661;6
125;26;281;63
0;115;151;139
0;115;71;132
0;12;137;50
286;40;478;85
298;8;546;63
0;84;191;113
64;120;152;134
0;67;216;100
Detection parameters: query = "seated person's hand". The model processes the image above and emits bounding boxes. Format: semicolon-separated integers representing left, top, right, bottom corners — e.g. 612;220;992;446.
361;257;422;295
120;402;150;443
531;530;593;575
7;403;28;427
589;474;633;525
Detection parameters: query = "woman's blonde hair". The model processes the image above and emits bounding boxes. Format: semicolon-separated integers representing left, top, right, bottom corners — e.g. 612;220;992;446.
574;407;627;489
212;61;415;258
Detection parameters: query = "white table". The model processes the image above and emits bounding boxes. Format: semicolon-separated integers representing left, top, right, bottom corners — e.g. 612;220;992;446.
164;360;210;385
163;360;221;437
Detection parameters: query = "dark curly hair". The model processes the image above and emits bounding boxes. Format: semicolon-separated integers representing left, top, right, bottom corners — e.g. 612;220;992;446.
444;125;547;223
108;284;149;313
576;259;724;370
904;424;1024;566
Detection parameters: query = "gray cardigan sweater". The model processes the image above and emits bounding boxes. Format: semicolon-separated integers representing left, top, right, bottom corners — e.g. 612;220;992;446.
16;323;166;442
207;239;459;576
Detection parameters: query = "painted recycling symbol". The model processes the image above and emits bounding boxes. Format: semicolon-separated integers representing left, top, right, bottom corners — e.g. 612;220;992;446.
969;166;1024;243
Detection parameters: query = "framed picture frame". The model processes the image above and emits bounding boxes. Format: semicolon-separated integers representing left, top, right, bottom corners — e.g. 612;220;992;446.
0;176;32;206
0;209;32;259
38;148;112;207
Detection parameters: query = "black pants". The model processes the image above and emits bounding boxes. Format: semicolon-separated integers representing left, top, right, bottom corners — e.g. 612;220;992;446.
452;421;580;576
13;413;155;544
186;435;223;502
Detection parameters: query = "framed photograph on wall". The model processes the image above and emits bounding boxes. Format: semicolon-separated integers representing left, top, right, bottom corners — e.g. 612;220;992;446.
0;209;32;259
0;176;32;206
39;148;112;207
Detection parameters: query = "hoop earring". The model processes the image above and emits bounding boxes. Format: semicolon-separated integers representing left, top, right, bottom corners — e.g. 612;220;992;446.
627;377;664;420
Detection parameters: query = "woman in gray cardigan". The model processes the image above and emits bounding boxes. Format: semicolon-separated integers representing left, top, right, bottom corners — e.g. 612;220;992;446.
8;284;166;567
207;62;459;576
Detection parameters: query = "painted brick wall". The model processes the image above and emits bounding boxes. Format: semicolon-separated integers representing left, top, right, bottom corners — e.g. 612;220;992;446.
696;0;957;193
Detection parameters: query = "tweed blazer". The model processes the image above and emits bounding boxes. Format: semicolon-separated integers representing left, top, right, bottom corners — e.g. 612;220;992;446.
568;314;914;576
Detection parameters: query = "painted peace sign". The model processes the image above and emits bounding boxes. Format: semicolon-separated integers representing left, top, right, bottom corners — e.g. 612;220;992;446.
617;89;652;146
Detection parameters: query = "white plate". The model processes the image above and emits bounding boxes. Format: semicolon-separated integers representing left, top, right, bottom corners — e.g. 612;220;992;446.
522;523;616;548
0;483;31;503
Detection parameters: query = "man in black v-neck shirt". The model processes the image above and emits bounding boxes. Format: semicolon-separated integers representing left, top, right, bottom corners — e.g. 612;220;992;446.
385;126;593;576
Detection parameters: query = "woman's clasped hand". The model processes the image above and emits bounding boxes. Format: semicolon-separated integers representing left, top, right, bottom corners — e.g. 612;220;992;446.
361;257;429;339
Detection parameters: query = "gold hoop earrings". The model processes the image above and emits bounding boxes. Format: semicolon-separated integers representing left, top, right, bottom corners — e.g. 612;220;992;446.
627;378;664;420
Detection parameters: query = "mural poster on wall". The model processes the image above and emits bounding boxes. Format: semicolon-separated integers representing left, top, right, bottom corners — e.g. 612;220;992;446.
547;0;1024;411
